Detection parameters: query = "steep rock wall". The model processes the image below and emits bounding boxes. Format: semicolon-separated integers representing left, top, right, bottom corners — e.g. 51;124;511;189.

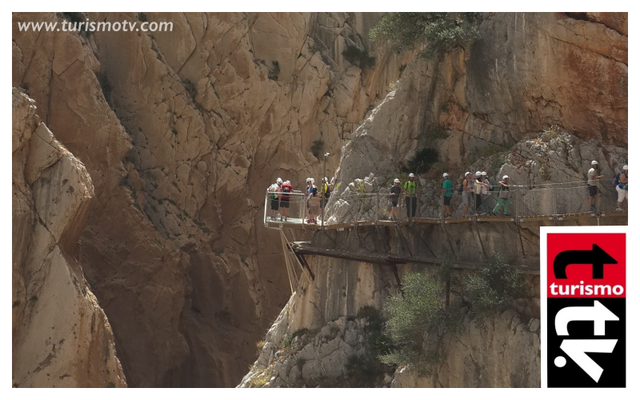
13;12;401;387
334;12;627;187
12;89;126;388
241;222;544;387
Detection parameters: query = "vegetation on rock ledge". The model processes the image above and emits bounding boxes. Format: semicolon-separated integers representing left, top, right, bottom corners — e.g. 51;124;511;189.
370;12;482;58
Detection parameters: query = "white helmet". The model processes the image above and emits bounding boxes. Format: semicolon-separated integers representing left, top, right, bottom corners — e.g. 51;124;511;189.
285;180;290;184
623;165;628;170
443;173;449;178
394;178;400;183
306;177;311;183
276;177;283;184
503;175;509;180
591;160;599;166
481;171;487;176
310;178;315;184
475;171;481;177
465;172;471;177
409;173;415;178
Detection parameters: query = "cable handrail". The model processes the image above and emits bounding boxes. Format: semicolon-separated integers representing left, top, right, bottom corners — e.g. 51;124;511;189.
263;178;623;227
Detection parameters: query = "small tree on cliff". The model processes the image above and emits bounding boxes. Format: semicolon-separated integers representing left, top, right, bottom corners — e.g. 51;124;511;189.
379;272;457;375
370;12;482;58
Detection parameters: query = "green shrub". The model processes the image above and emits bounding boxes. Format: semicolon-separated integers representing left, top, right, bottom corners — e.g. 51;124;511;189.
344;306;394;387
370;12;482;59
379;272;452;375
342;45;376;69
407;147;438;174
464;254;527;316
268;60;280;81
310;140;324;158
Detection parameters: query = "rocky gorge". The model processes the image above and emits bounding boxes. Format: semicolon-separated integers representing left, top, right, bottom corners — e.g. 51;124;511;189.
12;12;626;388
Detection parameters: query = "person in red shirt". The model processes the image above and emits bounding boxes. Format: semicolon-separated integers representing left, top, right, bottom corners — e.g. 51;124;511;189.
280;180;293;221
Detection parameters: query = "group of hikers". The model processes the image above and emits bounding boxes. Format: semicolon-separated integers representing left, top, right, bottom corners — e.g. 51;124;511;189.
266;160;628;223
391;160;628;220
387;170;507;220
267;176;334;223
451;171;511;218
589;160;628;212
389;170;510;220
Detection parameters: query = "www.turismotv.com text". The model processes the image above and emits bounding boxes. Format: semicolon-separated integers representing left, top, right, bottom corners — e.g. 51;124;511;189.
17;19;173;33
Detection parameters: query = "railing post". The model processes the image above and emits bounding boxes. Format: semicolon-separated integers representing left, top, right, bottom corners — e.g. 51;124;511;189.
515;186;520;220
264;192;268;226
376;192;380;223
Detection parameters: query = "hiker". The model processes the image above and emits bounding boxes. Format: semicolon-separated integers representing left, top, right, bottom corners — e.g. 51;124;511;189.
474;171;484;213
587;160;604;212
492;175;510;216
305;178;312;222
616;165;628;211
403;173;418;218
389;178;401;220
308;187;321;224
280;180;293;221
462;172;473;217
480;171;491;214
320;177;331;210
267;178;282;220
442;173;453;218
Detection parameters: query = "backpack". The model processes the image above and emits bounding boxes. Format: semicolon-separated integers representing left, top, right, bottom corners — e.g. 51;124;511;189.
323;183;331;198
281;183;291;199
613;173;621;187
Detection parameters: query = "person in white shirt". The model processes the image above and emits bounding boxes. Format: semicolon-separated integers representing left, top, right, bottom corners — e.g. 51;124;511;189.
587;160;604;212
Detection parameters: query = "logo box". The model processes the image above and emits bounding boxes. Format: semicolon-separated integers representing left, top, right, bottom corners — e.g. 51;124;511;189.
542;228;626;388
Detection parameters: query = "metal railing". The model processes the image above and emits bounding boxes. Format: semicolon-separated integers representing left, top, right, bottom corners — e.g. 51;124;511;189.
264;191;308;225
264;180;622;228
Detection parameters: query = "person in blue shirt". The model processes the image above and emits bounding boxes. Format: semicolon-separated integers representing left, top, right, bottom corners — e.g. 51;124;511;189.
442;173;453;218
616;165;628;211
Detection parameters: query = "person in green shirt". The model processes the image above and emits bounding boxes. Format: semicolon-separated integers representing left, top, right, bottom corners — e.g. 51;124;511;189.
442;172;453;218
403;173;418;218
492;175;510;216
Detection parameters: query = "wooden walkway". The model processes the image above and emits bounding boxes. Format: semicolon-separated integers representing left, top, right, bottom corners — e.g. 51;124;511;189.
265;210;627;231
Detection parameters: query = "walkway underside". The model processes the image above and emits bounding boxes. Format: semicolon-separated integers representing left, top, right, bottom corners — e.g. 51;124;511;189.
291;241;540;275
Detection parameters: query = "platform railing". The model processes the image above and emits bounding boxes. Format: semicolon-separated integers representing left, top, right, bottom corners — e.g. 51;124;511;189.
264;180;621;228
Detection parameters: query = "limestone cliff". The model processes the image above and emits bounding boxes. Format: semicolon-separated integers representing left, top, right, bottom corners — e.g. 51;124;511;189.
13;12;401;387
13;11;627;388
335;12;627;187
12;89;126;388
240;12;627;388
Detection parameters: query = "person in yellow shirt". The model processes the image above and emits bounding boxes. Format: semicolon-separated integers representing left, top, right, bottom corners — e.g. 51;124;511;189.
403;173;418;218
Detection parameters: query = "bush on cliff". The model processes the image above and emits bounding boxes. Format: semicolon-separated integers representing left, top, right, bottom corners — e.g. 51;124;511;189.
370;12;482;58
379;272;455;374
464;253;527;316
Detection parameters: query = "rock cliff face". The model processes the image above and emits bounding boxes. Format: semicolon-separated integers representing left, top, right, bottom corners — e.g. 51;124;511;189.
12;89;126;388
13;12;401;387
240;12;627;388
240;223;543;387
13;11;627;388
335;12;627;187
